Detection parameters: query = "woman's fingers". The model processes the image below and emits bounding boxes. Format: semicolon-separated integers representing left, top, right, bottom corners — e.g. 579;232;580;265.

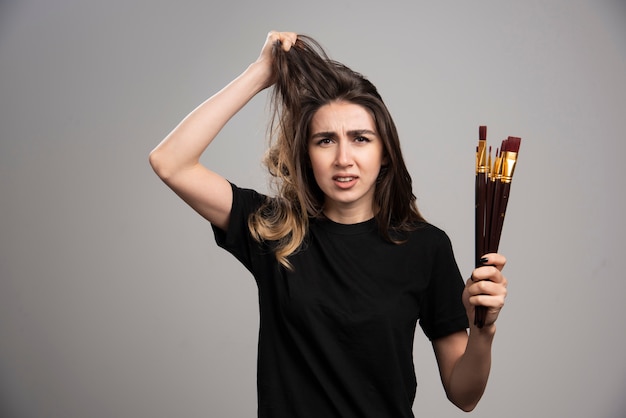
267;30;298;51
465;268;507;315
479;253;506;271
467;276;508;298
465;253;509;326
471;265;507;284
255;31;298;86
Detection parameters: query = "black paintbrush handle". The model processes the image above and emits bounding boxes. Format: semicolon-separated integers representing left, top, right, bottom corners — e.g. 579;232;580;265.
475;174;488;329
487;180;502;253
485;178;495;251
476;181;511;328
475;173;486;264
492;182;511;252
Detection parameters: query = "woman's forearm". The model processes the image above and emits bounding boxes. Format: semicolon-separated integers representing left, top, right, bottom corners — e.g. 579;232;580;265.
445;325;496;411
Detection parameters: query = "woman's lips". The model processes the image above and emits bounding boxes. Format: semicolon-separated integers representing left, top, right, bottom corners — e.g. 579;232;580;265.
332;175;358;188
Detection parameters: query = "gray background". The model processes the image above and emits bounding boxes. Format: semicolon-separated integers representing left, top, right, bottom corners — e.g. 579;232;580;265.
1;0;625;417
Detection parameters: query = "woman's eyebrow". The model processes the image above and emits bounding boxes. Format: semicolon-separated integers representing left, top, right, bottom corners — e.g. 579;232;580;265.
310;131;335;140
348;129;377;137
310;129;377;139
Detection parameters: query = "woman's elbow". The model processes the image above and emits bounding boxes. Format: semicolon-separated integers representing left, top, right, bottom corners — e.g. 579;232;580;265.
458;403;478;413
149;148;174;181
448;394;480;413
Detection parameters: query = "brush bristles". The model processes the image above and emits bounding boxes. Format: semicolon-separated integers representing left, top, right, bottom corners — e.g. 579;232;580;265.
479;125;487;141
506;136;521;153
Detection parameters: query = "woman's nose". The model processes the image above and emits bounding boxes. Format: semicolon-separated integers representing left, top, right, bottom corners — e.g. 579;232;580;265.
334;141;353;167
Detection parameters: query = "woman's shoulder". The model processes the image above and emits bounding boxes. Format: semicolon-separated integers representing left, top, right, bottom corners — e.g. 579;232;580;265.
394;220;448;239
229;182;270;206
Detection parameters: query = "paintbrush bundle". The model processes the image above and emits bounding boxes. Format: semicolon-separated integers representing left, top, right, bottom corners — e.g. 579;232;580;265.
474;126;521;328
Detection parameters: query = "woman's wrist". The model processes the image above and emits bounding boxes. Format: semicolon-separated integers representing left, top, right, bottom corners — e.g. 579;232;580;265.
244;60;274;93
469;322;496;340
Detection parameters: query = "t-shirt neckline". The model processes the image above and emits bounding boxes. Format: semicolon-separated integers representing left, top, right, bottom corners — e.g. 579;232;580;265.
314;216;377;235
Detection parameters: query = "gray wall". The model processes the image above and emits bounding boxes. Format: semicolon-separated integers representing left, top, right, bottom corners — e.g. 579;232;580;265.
1;0;625;417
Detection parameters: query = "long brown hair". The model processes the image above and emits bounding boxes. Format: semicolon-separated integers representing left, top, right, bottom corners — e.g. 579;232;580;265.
249;35;425;269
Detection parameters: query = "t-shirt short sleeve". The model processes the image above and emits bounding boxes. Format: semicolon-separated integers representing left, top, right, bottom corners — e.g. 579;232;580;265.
211;182;269;275
418;230;469;340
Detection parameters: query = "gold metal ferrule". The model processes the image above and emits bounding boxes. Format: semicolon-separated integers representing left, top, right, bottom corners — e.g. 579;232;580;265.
491;152;503;181
476;140;488;174
500;151;518;183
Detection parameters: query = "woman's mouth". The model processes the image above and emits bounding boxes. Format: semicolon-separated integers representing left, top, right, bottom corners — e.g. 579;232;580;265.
333;175;358;188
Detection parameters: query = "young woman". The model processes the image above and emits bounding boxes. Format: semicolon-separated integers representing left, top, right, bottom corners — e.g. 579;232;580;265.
149;31;508;417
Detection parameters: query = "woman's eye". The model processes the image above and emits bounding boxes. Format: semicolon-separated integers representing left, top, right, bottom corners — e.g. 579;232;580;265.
317;138;333;145
355;136;370;143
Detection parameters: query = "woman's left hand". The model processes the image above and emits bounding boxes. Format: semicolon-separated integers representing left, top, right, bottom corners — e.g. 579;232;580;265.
463;253;508;329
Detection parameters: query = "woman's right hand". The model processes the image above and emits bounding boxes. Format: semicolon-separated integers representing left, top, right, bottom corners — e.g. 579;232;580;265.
254;31;298;89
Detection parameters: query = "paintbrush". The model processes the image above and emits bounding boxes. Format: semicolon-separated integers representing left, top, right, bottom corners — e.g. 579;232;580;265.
475;126;488;265
474;131;521;328
487;140;506;253
490;136;521;251
474;126;489;328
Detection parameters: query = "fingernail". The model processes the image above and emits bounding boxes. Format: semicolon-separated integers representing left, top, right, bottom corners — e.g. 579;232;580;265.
480;257;489;264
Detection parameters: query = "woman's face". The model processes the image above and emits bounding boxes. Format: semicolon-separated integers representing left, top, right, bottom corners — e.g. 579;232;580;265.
307;101;385;223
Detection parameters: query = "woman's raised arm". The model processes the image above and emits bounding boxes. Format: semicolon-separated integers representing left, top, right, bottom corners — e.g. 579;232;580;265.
149;31;297;230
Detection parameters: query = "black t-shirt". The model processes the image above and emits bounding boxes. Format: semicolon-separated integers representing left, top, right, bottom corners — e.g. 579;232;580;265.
212;183;469;418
